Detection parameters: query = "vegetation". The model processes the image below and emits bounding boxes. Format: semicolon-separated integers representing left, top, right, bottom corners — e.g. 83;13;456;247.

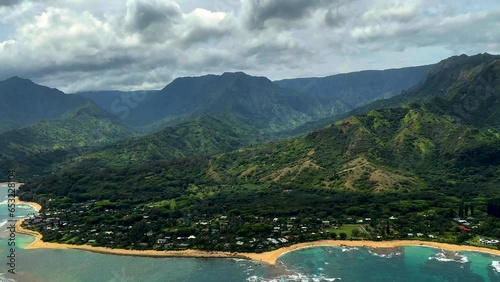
275;64;432;108
0;76;91;133
11;53;500;252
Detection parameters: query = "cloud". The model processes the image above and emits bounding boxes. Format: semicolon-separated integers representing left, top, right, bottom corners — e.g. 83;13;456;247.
0;0;498;92
240;0;337;30
124;0;181;42
324;8;346;27
0;0;22;7
177;8;234;47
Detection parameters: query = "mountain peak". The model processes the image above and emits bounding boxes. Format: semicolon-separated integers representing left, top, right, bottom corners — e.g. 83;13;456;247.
219;71;274;87
221;71;249;77
5;76;34;83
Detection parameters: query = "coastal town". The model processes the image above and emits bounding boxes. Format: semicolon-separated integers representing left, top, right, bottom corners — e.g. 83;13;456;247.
19;198;500;253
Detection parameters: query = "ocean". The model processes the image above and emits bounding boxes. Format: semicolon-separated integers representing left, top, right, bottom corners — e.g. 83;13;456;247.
1;185;500;282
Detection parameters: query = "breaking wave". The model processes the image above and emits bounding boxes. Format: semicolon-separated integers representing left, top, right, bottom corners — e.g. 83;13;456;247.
247;273;341;282
492;261;500;273
428;251;469;263
368;250;401;258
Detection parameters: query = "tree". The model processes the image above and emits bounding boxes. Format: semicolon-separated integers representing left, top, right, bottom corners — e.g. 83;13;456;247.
352;229;361;237
339;232;347;240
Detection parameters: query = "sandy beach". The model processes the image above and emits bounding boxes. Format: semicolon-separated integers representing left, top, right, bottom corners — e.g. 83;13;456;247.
9;187;500;265
15;218;251;260
15;215;500;264
14;197;42;212
1;182;42;211
242;240;500;264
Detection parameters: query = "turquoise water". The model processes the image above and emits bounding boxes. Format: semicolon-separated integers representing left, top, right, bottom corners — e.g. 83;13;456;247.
2;186;500;282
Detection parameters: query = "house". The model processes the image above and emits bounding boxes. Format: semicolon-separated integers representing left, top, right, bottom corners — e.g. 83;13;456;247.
267;238;279;245
278;238;288;243
157;239;167;244
416;233;424;237
459;226;471;232
236;241;244;246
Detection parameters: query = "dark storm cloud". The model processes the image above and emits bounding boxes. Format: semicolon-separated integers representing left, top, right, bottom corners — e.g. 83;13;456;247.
241;0;335;30
325;8;346;27
126;0;181;32
0;0;22;7
178;26;229;47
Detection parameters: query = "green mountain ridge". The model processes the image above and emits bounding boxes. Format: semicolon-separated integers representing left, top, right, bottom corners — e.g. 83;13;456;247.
68;114;263;168
345;54;500;126
275;65;432;108
20;54;500;200
0;103;132;177
124;72;350;132
293;53;500;134
0;76;91;133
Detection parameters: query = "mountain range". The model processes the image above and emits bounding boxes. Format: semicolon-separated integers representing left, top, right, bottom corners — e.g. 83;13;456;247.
275;65;432;108
28;53;499;194
0;53;496;185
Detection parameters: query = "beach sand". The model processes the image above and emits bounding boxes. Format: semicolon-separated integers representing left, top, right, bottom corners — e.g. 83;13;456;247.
242;240;500;264
16;216;500;265
0;182;42;211
15;197;42;211
10;188;500;265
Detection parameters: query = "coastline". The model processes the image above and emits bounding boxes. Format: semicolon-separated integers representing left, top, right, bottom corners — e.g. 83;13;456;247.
0;182;42;211
15;218;252;260
15;216;500;264
242;240;500;264
14;197;42;212
10;193;500;265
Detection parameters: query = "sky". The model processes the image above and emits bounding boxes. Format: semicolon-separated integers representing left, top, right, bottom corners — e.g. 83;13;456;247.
0;0;499;92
